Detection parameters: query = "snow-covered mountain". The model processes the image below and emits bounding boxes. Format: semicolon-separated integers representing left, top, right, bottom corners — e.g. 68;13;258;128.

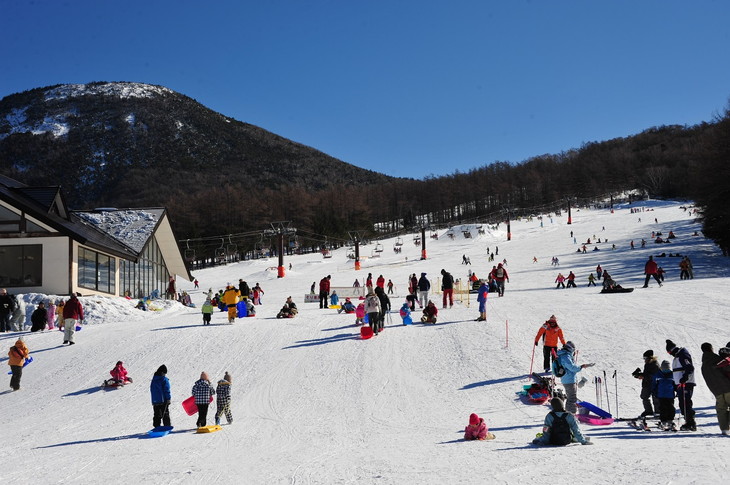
1;199;728;484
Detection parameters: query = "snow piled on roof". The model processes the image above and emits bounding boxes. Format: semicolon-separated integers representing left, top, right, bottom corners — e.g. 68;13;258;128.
75;209;160;253
44;82;173;102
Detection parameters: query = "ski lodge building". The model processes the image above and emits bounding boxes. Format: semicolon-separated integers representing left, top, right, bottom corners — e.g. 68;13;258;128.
0;174;191;298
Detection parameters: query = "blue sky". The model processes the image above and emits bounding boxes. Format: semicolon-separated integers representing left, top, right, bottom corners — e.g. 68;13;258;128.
2;1;729;178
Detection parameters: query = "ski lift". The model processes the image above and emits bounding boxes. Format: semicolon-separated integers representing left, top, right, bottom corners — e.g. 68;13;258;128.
346;248;355;259
226;235;237;257
215;238;226;263
184;239;195;262
394;236;403;247
374;242;384;253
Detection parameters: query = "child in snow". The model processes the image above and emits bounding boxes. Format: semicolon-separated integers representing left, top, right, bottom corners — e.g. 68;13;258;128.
8;338;30;391
30;302;47;332
475;280;489;322
464;413;495;440
338;298;356;314
46;300;56;330
421;300;438;324
201;298;214;325
355;302;365;325
532;398;592;446
245;299;256;317
192;372;216;428
106;361;132;386
399;302;412;325
215;372;233;425
330;291;339;307
652;360;677;429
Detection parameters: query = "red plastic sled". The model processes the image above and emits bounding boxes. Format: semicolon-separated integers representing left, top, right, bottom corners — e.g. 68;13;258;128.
360;326;373;339
182;395;213;416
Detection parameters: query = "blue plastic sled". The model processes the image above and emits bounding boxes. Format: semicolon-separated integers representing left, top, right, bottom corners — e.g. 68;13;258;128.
402;315;413;325
577;401;612;418
236;300;247;318
147;425;174;438
7;356;33;375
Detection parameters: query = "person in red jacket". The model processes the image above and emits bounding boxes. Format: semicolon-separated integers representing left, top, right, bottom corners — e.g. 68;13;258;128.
534;315;567;373
62;294;84;345
319;275;331;309
493;263;509;297
421;300;438;324
642;256;663;288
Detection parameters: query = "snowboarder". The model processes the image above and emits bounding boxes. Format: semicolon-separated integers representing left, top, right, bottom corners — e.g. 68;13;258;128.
150;365;171;428
215;372;233;426
534;315;567;373
192;372;216;428
464;413;495;440
532;398;592;446
666;339;696;430
8;338;29;391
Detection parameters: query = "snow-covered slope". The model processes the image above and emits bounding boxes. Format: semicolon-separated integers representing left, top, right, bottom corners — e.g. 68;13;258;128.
2;200;728;484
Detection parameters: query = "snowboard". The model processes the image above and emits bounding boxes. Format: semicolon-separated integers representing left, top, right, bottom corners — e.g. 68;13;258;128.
147;425;174;437
196;424;222;433
7;356;33;375
600;287;634;294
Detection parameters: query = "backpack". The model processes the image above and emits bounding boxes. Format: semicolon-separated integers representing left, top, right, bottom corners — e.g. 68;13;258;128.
496;268;504;278
552;356;566;377
548;412;572;446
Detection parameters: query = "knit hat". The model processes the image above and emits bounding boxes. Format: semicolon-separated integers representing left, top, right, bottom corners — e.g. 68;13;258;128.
200;371;209;381
700;342;713;353
224;371;232;383
547;315;557;325
550;397;565;412
421;272;426;277
642;349;653;359
564;341;575;352
719;347;730;358
660;360;671;371
666;339;677;354
469;413;480;426
157;365;167;375
116;361;123;366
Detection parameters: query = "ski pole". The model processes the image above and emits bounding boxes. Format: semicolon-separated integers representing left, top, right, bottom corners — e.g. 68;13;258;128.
529;344;535;377
604;370;611;414
613;370;618;418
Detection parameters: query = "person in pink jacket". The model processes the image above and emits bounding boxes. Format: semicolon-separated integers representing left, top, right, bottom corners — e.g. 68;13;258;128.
355;303;365;325
464;413;495;440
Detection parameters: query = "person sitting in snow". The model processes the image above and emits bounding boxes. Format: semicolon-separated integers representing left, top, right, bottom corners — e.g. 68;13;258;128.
276;297;297;318
245;299;256;317
338;298;356;314
399;302;412;325
464;413;495;440
136;300;148;311
421;300;438;324
105;361;132;386
532;397;592;446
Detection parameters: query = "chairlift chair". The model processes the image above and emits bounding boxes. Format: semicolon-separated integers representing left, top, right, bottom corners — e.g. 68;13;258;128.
226;235;238;258
395;236;403;247
215;239;226;263
374;242;384;253
184;240;196;262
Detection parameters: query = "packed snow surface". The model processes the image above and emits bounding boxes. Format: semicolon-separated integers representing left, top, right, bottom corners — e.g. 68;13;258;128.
1;200;729;484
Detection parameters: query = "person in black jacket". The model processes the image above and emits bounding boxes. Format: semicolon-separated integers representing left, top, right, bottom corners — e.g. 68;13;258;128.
417;273;431;307
30;302;48;332
374;286;390;333
700;343;730;435
632;349;661;418
666;339;696;431
440;269;454;309
0;288;16;332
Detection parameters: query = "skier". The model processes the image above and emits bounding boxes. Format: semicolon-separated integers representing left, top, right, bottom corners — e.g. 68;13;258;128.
534;315;566;373
666;339;696;430
532;398;592;446
555;273;566;289
475;280;489;322
652;360;676;430
699;343;730;435
642;256;663;288
632;350;660;418
554;341;593;414
464;413;495;441
192;372;216;428
566;271;577;288
215;372;233;426
7;338;29;391
150;365;171;428
587;273;596;287
440;269;454;309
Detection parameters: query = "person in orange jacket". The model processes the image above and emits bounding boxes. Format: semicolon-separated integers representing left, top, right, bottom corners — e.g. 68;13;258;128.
534;315;567;373
8;338;30;391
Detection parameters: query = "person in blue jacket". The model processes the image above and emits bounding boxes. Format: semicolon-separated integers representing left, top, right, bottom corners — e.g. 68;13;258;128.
150;364;171;428
553;341;594;414
475;280;489;321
